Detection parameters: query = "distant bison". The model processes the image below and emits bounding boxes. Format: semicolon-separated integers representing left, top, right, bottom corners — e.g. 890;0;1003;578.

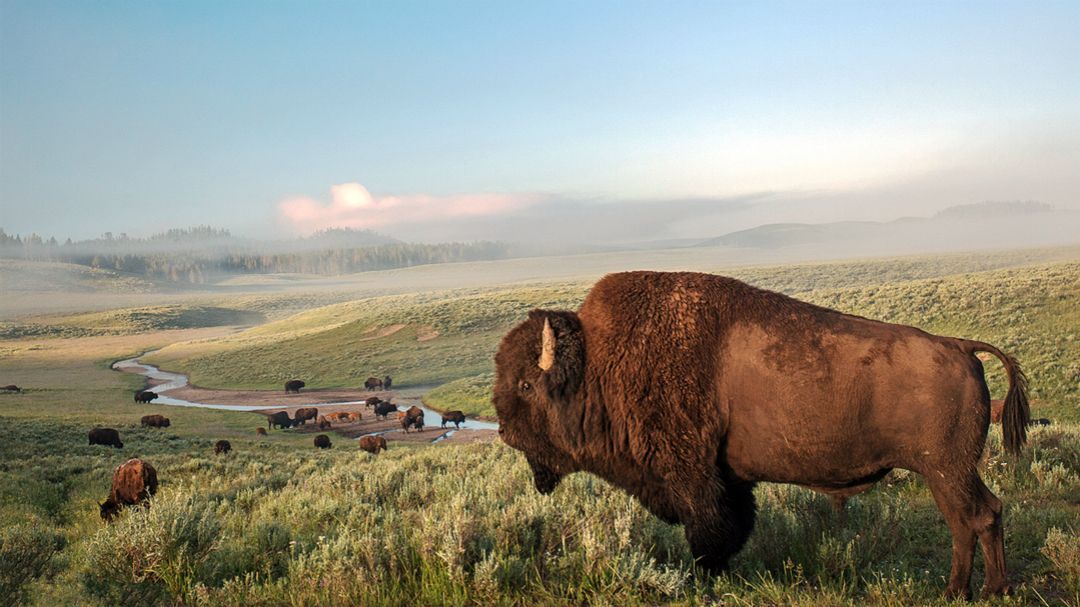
293;407;319;426
1031;418;1052;426
140;414;170;428
347;412;362;422
365;396;382;408
285;379;306;393
400;406;424;432
494;271;1031;599
214;439;232;455
364;377;383;391
359;435;387;454
268;411;293;430
317;415;332;430
100;458;157;522
89;427;123;449
2;384;21;393
374;402;398;419
441;411;466;429
314;434;332;449
383;375;393;390
134;390;157;403
256;427;268;436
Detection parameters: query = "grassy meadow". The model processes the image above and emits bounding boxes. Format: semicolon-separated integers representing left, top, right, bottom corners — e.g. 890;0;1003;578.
1;248;1078;606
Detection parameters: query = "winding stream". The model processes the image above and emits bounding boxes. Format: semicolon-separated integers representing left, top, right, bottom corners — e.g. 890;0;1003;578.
112;355;499;432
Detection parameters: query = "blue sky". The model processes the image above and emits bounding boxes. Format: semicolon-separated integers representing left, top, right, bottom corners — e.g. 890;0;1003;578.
2;1;1078;240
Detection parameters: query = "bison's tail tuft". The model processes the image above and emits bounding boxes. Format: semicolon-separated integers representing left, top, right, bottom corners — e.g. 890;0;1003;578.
962;340;1031;457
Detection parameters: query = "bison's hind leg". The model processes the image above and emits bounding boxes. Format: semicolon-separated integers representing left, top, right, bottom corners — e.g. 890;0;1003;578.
926;470;1009;600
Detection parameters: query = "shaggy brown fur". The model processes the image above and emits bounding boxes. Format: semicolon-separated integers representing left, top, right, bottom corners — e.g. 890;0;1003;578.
268;411;292;429
88;427;123;449
214;439;232;454
318;415;332;429
134;390;157;403
494;270;1030;600
347;412;362;422
374;402;398;419
365;396;382;408
140;414;170;428
100;458;157;521
364;377;383;390
441;411;467;428
285;379;305;393
256;427;268;436
314;434;332;449
293;407;319;426
359;435;387;454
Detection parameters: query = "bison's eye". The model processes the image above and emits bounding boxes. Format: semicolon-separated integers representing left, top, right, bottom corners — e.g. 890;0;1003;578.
519;380;532;392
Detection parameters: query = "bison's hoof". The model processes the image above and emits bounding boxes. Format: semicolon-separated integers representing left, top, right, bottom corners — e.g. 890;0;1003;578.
980;583;1012;599
944;586;972;601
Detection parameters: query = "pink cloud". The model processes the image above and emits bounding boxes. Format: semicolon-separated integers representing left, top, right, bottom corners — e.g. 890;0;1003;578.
278;182;540;233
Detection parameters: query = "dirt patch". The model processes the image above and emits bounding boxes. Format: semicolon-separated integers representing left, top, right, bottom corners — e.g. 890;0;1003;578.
416;325;439;341
359;323;406;341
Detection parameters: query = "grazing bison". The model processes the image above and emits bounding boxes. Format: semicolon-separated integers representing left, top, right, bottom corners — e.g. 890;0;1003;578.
256;427;268;436
400;406;424;432
284;379;305;393
214;439;232;455
140;414;170;428
493;271;1030;599
441;411;466;429
134;390;158;403
2;384;21;393
100;458;157;522
347;412;362;422
1031;418;1052;426
88;427;123;449
314;434;332;449
364;377;383;390
365;396;382;408
374;402;398;419
268;411;293;430
293;407;319;426
359;435;388;454
317;415;332;430
384;375;393;390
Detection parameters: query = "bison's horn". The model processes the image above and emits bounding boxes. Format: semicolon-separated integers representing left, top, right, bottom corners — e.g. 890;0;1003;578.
539;318;555;371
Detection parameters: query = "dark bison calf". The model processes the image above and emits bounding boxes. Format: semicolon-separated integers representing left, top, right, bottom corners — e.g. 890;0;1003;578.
256;427;268;436
100;458;157;522
2;384;21;393
359;435;387;454
383;375;393;390
293;407;318;426
268;411;293;430
314;434;332;449
89;427;123;449
365;396;382;408
374;402;398;419
317;415;332;430
140;414;170;428
285;379;305;393
214;440;232;455
134;390;158;403
364;377;383;390
441;411;466;429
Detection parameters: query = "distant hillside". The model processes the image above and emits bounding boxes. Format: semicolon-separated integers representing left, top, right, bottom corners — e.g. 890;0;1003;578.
700;201;1080;251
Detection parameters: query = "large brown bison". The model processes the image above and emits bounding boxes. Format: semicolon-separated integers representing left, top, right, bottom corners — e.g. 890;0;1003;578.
364;377;383;390
268;411;293;430
284;379;305;393
493;271;1030;600
359;435;387;454
441;410;466;429
88;427;123;449
365;396;382;408
134;390;157;403
374;401;398;419
2;384;21;393
214;439;232;454
100;458;157;522
140;414;170;428
314;434;332;449
293;407;319;426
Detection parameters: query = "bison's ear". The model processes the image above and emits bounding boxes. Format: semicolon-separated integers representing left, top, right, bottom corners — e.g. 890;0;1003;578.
528;309;585;403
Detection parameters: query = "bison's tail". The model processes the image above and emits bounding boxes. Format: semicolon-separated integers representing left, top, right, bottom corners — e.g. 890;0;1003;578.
959;339;1030;457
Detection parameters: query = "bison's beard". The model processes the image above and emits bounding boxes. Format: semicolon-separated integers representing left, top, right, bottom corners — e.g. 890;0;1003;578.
527;456;564;494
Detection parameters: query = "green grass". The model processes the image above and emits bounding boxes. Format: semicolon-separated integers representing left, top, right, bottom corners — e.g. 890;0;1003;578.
2;250;1079;605
0;305;266;339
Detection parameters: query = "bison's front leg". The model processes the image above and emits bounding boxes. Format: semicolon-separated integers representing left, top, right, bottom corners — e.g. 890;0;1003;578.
684;479;757;573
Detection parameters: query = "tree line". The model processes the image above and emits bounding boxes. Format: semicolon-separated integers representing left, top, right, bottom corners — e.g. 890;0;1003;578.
0;227;512;283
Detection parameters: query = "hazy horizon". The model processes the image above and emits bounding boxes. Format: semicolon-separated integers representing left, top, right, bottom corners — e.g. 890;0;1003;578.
2;1;1078;246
